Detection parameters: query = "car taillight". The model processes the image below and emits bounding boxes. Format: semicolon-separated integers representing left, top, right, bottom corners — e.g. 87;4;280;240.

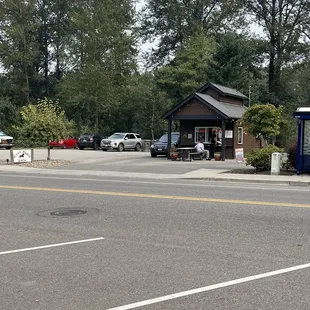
90;138;93;142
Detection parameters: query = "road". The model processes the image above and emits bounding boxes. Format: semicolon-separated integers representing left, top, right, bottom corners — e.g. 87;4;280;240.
0;172;310;310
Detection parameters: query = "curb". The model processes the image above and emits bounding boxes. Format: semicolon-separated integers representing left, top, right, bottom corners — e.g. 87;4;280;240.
1;167;310;186
180;177;310;186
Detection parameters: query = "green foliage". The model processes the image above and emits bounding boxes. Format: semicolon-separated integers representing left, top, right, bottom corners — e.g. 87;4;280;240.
246;145;284;171
140;0;245;64
286;140;298;170
13;98;74;147
156;35;216;102
209;33;265;103
245;0;310;103
0;96;18;131
118;73;172;139
241;104;286;145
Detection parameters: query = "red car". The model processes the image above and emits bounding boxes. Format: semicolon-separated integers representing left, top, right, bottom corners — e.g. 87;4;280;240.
49;137;77;149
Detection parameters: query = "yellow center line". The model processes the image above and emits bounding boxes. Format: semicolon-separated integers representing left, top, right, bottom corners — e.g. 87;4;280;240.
0;185;309;209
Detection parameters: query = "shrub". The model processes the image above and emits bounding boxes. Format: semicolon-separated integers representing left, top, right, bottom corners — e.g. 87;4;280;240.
13;98;75;147
287;140;298;169
246;145;284;171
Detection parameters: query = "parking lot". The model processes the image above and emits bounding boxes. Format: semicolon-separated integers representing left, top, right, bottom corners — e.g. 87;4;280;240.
0;148;248;175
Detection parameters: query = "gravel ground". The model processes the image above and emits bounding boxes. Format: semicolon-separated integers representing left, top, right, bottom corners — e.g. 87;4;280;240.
0;160;73;168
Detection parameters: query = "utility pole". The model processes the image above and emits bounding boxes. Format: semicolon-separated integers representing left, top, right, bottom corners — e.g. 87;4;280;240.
248;85;251;107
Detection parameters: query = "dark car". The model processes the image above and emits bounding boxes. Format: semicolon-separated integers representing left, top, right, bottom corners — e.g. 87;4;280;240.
77;134;104;150
150;132;180;157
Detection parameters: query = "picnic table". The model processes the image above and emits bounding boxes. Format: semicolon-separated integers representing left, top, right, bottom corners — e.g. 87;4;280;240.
176;147;196;161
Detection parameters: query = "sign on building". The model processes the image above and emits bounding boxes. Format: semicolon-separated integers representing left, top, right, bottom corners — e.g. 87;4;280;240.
235;148;244;162
12;150;32;163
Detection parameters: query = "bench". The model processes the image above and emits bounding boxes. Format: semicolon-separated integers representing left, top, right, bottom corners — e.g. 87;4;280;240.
190;151;211;161
190;152;202;161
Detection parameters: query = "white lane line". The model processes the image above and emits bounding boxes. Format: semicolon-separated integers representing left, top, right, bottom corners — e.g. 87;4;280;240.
106;262;310;310
0;237;104;256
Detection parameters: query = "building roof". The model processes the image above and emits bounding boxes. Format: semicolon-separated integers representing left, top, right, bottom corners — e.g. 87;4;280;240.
197;82;248;99
196;93;246;119
163;92;246;120
293;107;310;119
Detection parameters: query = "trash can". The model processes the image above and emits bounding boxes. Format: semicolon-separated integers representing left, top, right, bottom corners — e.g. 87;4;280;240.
271;152;281;175
142;140;151;152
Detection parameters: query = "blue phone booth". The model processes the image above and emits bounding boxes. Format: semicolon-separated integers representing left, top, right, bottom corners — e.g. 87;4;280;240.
293;107;310;175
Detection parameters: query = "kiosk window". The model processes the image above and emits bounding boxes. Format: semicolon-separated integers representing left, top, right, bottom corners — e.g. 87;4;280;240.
195;127;216;143
238;127;243;144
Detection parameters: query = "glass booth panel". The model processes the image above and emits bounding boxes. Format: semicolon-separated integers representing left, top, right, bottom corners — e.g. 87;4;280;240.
304;120;310;155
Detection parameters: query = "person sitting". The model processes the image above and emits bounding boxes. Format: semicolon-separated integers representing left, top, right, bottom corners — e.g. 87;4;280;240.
195;139;210;159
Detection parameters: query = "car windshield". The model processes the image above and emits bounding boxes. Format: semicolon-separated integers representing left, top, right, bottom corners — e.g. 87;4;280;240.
109;134;125;139
158;134;179;143
0;131;6;136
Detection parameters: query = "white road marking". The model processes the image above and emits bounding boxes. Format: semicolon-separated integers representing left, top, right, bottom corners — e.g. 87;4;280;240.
1;174;309;192
0;237;104;256
106;262;310;310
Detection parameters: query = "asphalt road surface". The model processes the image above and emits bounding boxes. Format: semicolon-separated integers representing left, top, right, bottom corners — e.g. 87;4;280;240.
1;172;310;310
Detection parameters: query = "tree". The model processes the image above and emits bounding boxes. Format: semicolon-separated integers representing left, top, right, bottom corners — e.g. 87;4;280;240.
0;96;18;131
155;35;216;102
246;0;310;104
240;103;285;145
209;33;266;104
57;0;137;133
14;98;74;147
117;73;172;139
0;0;39;104
140;0;245;65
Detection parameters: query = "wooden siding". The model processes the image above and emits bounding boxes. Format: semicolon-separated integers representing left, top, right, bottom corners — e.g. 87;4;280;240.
233;123;261;157
174;99;217;116
180;122;194;146
202;88;220;101
219;96;244;106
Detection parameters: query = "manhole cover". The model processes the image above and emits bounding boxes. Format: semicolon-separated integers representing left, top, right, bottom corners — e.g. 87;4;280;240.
51;209;87;217
37;208;99;218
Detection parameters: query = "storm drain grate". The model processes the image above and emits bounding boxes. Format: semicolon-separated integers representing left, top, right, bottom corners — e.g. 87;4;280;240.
37;208;99;218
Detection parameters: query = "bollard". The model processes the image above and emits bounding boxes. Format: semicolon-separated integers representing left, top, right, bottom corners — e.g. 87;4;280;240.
47;145;51;160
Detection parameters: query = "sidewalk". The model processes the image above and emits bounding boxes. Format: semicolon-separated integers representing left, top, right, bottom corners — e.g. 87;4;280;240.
181;169;310;186
0;165;309;186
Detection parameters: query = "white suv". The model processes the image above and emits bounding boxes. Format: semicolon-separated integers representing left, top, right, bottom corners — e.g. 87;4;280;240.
101;133;142;152
0;130;14;149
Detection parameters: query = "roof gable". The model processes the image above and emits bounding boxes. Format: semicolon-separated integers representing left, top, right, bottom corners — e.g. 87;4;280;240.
197;82;248;100
196;93;246;119
163;92;246;120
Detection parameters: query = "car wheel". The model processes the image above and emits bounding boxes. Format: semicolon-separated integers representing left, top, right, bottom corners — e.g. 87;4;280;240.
6;146;12;150
151;153;157;157
78;146;84;150
61;144;66;149
118;143;124;152
135;143;141;152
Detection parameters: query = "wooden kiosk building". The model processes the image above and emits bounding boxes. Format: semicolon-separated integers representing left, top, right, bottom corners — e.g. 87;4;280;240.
163;83;261;160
